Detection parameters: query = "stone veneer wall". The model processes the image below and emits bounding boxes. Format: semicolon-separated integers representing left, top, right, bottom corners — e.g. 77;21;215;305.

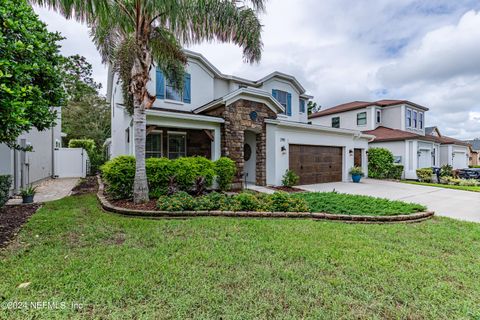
204;100;277;187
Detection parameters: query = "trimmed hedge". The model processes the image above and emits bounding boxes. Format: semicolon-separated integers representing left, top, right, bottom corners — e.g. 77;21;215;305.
156;191;310;212
215;157;236;191
416;168;433;182
101;156;235;199
0;175;12;207
389;164;404;180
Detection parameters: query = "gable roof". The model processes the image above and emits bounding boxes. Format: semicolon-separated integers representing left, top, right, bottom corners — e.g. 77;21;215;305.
185;50;309;95
465;139;480;151
364;126;470;146
309;99;429;119
193;87;285;114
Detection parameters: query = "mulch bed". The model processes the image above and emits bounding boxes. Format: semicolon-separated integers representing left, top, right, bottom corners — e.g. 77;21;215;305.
0;204;41;248
71;176;98;195
110;199;158;211
269;186;305;193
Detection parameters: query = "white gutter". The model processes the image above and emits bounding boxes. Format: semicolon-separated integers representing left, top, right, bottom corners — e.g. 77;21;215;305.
265;119;374;139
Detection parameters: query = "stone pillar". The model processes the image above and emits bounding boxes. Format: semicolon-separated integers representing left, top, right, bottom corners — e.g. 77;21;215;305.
256;129;267;186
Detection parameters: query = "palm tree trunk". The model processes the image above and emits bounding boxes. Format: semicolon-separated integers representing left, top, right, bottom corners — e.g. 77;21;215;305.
131;42;153;204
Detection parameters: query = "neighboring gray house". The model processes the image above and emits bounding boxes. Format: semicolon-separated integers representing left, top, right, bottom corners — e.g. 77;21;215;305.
107;50;373;187
465;138;480;166
310;100;470;179
0;107;63;194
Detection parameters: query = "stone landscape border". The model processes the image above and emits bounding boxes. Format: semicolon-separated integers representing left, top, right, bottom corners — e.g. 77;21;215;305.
97;177;434;224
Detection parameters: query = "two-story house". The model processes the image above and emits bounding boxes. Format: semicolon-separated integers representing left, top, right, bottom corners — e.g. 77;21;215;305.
107;50;373;187
310;100;469;179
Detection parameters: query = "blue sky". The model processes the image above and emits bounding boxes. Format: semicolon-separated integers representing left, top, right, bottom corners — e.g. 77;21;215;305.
34;0;480;139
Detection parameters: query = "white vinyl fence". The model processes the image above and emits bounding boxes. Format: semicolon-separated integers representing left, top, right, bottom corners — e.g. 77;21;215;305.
54;148;89;178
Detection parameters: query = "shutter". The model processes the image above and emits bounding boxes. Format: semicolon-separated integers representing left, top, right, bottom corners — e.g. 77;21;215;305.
156;68;165;99
183;73;191;103
287;93;292;116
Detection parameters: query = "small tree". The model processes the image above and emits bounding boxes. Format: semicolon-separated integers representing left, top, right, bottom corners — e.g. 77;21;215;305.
0;0;65;150
282;169;299;187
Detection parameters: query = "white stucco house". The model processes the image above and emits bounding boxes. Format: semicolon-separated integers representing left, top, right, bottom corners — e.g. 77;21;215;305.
310;100;470;179
107;50;373;187
0;108;63;194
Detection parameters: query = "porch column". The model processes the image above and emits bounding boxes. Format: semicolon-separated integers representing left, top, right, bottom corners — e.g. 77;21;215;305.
211;126;221;161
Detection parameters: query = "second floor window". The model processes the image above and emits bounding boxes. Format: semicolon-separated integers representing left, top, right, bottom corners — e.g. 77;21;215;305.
406;109;412;127
376;110;381;123
419;113;424;129
156;68;191;103
272;89;292;116
357;112;367;126
299;99;305;113
332;117;340;128
413;111;417;128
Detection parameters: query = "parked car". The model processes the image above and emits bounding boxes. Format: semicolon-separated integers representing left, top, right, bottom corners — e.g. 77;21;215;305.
459;168;480;180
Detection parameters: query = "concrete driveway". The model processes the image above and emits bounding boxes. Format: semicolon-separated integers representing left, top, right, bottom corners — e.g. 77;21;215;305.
298;179;480;223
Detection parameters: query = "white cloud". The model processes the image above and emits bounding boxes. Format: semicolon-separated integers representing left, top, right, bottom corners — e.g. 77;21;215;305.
34;0;480;139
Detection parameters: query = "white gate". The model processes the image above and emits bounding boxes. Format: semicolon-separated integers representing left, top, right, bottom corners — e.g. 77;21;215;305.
54;148;89;178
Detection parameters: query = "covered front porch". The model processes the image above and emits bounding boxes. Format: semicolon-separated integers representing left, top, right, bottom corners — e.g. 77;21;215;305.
145;109;222;161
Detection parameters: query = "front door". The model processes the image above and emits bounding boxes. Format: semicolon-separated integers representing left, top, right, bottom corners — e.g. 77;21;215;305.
354;149;362;167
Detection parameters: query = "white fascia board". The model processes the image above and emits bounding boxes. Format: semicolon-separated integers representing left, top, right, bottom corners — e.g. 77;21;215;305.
265;119;373;139
146;109;224;123
193;87;285;114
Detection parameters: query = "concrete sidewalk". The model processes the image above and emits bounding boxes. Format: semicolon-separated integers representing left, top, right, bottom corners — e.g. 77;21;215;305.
298;179;480;223
8;178;79;204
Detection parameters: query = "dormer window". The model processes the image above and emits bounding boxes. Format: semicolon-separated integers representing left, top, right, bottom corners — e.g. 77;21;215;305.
376;110;381;123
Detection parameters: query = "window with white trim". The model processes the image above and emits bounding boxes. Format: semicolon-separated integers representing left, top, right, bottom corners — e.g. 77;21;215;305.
146;131;162;158
376;110;381;123
413;110;417;128
419;112;424;129
406;109;412;127
168;132;186;159
357;112;367;126
165;79;182;101
332;117;340;128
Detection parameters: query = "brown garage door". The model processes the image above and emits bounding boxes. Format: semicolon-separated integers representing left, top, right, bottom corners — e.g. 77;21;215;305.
289;145;343;184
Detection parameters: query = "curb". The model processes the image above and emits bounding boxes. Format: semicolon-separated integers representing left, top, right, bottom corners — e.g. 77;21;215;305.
97;176;434;224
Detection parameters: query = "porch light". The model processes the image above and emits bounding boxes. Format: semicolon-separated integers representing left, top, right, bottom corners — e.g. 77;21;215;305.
281;146;287;154
417;151;421;157
349;149;353;156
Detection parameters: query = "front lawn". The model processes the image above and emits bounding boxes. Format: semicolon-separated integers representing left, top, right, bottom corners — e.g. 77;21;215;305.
403;180;480;192
1;194;480;319
294;192;426;215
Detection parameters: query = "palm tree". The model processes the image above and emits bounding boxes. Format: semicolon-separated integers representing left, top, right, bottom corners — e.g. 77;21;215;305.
32;0;266;203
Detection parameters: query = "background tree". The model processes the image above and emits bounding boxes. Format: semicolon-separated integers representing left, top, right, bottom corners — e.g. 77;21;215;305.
34;0;266;203
308;101;321;115
61;55;110;148
0;0;65;150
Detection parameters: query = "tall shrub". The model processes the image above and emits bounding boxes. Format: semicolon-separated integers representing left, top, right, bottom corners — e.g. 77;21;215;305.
368;148;395;179
0;175;12;207
215;157;236;191
101;156;136;199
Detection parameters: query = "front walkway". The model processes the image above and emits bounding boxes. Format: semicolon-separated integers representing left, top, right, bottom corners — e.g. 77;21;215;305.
8;178;79;204
298;179;480;223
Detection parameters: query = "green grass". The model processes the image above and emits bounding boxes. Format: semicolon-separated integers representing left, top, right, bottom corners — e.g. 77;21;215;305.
403;180;480;192
1;194;480;319
294;192;426;215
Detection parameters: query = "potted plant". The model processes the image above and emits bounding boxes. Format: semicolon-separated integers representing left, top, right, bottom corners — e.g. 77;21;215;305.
349;166;364;183
20;185;37;204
